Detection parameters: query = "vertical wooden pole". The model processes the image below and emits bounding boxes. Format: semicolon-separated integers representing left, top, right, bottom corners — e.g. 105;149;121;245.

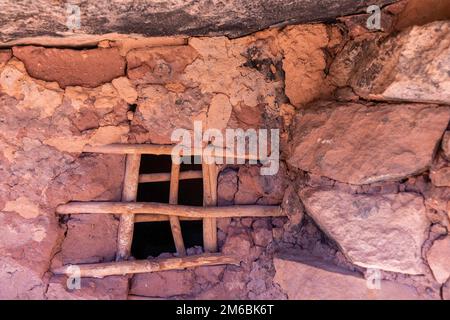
202;163;218;252
169;163;186;256
116;154;141;261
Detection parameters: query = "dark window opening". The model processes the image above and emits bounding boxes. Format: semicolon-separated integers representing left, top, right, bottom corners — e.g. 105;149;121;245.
131;154;204;259
131;221;204;259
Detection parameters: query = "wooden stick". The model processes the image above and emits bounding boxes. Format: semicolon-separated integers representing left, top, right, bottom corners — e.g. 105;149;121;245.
56;202;283;218
135;215;201;223
83;143;259;161
169;163;186;256
116;154;141;261
52;253;240;278
139;170;202;183
202;163;218;253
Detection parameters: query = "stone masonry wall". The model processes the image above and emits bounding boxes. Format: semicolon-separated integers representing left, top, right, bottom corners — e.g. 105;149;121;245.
0;3;449;300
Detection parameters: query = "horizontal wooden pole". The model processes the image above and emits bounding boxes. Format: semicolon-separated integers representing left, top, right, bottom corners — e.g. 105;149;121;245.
83;143;260;160
52;253;240;278
139;170;203;183
56;201;283;218
135;215;201;223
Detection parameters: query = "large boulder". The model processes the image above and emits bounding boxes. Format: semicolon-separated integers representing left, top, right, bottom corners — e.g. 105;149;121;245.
341;21;450;104
299;188;430;274
0;0;395;42
274;253;423;300
287;102;450;185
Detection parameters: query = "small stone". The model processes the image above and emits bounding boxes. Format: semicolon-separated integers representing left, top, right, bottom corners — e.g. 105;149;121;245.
252;227;273;247
130;270;194;298
426;236;450;284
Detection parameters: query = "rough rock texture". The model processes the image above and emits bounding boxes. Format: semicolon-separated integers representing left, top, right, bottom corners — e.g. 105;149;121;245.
444;280;450;300
299;188;430;274
274;253;422;300
288;102;450;185
278;24;340;107
1;5;449;300
441;131;450;160
46;275;128;300
130;270;195;298
60;214;119;265
426;236;450;284
396;0;450;30
0;56;127;298
332;21;450;104
13;46;126;88
0;0;395;42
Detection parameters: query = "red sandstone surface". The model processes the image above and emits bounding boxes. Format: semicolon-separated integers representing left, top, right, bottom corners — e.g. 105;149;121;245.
0;0;449;300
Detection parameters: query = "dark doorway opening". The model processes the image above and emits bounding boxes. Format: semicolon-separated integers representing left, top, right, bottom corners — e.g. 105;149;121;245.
131;155;204;259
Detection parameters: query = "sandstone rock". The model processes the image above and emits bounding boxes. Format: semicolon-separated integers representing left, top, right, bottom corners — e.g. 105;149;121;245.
274;253;422;300
0;0;395;42
184;35;281;126
130;270;194;298
194;265;225;284
0;213;60;299
12;46;126;88
222;228;253;258
278;24;338;107
252;226;273;247
430;155;450;187
130;85;208;144
288;102;450;185
0;49;11;66
0;59;63;119
206;93;232;130
111;77;138;104
234;165;286;205
46;275;128;300
349;21;450;104
61;214;119;265
396;0;450;30
218;169;238;205
127;46;198;85
444;279;450;300
441;132;450;161
281;185;304;228
299;188;429;274
426;236;450;284
3;196;43;219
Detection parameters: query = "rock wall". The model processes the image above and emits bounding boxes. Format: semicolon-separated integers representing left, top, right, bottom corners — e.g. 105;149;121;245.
0;1;449;300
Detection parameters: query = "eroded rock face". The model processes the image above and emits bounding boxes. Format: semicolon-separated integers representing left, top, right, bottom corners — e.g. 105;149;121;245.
0;57;127;298
343;21;450;104
299;188;429;274
12;46;126;88
274;253;422;300
130;270;195;298
0;0;395;42
427;236;450;284
288;102;450;185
